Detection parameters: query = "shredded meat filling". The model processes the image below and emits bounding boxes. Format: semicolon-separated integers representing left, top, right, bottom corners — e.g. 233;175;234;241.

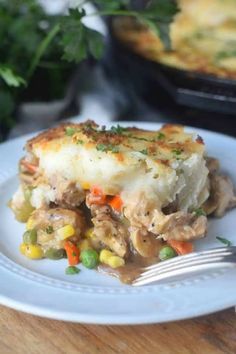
90;204;128;258
204;174;236;217
204;157;236;217
124;193;207;243
50;176;85;208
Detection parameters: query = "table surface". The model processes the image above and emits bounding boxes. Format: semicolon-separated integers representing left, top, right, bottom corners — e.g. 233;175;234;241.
0;305;236;354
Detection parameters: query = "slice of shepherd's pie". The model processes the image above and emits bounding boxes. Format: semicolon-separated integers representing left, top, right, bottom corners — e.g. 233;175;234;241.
10;121;236;283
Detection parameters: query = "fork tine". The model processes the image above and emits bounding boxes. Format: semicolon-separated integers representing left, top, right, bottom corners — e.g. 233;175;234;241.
137;254;235;282
133;260;236;286
144;247;236;272
138;251;234;278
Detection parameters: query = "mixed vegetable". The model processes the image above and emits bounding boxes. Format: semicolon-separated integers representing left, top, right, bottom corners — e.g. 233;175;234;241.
16;184;196;277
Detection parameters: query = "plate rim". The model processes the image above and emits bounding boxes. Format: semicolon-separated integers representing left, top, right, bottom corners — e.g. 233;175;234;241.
1;118;236;324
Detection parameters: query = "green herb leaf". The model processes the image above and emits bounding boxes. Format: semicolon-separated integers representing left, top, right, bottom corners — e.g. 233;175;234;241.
65;266;80;275
128;134;149;142
156;132;165;140
139;149;148;155
45;225;54;234
110;124;127;135
111;145;119;153
136;0;179;50
144;0;179;21
216;236;232;247
215;50;236;62
96;143;107;152
65;127;76;136
0;66;26;87
60;8;87;63
193;208;206;217
76;139;84;145
60;8;104;63
96;143;119;153
87;29;105;60
172;148;182;156
95;0;130;11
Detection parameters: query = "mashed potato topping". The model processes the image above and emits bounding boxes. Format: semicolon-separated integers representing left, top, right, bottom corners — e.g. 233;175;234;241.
25;121;208;212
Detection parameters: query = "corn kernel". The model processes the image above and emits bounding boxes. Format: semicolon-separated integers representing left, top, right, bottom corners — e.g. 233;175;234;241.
24;244;43;259
20;243;27;255
26;216;35;230
57;224;75;239
85;228;94;238
99;249;114;264
107;256;125;268
81;182;90;190
79;239;91;252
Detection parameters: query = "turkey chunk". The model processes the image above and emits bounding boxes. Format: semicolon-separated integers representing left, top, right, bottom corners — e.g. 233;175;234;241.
91;205;128;258
124;193;207;242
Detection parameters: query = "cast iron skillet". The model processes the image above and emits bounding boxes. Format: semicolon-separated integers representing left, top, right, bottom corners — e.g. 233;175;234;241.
102;17;236;115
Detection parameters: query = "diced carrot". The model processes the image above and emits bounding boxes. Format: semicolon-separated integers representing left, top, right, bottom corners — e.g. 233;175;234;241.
108;195;123;212
167;240;193;255
21;160;38;174
89;186;107;205
90;186;103;195
64;241;80;266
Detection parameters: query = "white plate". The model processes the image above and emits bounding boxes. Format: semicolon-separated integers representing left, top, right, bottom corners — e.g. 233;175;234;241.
0;121;236;324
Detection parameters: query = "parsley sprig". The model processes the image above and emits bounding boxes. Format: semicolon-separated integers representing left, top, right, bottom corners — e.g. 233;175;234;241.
60;1;179;63
0;0;178;139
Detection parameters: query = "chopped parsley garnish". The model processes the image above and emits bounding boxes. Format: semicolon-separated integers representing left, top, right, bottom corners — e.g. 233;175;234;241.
215;50;236;62
83;123;97;132
139;149;148;155
96;144;106;152
156;132;165;140
216;236;232;247
65;266;80;275
193;208;206;217
128;134;149;142
172;148;182;156
111;146;119;153
110;124;126;135
76;139;84;145
45;225;54;234
65;127;76;136
96;143;119;153
128;133;165;143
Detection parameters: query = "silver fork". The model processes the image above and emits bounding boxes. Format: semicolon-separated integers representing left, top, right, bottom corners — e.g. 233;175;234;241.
132;247;236;286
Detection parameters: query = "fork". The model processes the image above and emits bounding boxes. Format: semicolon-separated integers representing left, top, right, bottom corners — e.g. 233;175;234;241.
132;247;236;286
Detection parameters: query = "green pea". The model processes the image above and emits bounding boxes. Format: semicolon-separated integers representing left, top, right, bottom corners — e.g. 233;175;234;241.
65;266;80;275
45;248;66;260
23;229;37;245
80;249;99;269
159;246;177;261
